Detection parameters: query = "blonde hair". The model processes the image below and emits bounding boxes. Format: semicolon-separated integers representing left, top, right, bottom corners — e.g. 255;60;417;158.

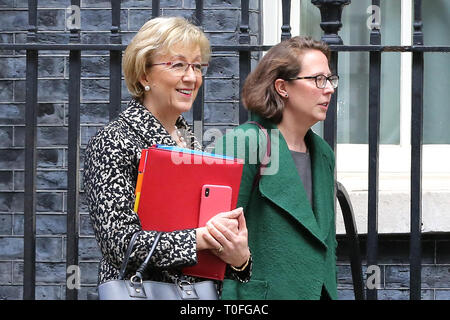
123;16;211;101
242;36;330;124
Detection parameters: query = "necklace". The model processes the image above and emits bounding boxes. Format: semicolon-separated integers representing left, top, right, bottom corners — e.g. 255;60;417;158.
172;126;187;148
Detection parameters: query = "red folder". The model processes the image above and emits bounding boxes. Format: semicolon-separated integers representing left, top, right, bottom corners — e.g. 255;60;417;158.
135;145;244;280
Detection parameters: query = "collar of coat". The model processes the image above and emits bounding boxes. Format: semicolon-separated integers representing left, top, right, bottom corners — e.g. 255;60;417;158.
118;98;202;150
248;113;335;248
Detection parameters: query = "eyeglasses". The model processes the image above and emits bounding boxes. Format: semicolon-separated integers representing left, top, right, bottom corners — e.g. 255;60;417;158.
151;61;209;76
288;74;339;89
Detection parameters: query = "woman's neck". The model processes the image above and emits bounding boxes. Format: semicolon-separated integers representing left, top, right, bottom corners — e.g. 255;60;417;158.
277;116;309;153
141;97;179;134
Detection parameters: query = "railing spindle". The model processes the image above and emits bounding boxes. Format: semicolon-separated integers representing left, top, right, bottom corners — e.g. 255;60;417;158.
152;0;160;18
239;0;250;124
311;0;350;152
109;0;122;121
366;0;382;301
66;0;82;301
281;0;292;41
23;0;38;301
410;0;424;301
192;0;205;146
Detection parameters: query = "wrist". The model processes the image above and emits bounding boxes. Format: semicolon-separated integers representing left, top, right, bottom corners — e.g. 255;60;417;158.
231;251;251;272
195;227;208;250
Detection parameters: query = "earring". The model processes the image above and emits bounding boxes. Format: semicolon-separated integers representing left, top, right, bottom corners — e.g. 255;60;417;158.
144;85;150;91
285;93;288;98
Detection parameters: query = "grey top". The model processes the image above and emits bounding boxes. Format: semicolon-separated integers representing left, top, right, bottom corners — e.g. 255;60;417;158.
290;150;312;205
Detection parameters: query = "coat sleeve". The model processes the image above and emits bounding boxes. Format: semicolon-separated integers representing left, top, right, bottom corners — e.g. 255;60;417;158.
84;128;197;273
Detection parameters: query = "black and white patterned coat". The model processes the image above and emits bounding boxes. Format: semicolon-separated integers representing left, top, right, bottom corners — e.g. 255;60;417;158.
84;99;251;287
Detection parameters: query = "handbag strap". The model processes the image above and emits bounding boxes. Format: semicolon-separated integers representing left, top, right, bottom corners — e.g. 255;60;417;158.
118;231;140;280
246;121;271;191
118;231;163;280
135;231;163;280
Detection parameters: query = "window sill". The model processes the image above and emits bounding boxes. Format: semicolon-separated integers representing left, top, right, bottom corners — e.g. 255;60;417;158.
336;172;450;234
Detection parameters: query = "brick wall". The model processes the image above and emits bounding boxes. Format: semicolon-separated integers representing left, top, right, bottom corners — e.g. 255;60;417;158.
337;233;450;300
0;0;261;300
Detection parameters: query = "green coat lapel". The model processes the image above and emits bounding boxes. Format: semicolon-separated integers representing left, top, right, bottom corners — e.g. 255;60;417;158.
250;115;329;248
306;131;334;243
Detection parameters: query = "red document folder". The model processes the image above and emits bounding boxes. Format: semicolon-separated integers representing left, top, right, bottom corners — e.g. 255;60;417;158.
135;145;244;280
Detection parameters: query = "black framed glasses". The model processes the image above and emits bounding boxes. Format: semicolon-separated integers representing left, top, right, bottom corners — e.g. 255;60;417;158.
151;61;209;76
288;74;339;89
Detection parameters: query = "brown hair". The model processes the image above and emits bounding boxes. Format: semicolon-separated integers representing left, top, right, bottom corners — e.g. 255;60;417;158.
242;36;330;124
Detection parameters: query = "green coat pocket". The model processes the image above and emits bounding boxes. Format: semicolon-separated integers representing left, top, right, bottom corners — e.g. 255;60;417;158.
221;279;269;300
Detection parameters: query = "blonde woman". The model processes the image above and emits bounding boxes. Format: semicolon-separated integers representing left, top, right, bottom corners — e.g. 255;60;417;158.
84;17;251;294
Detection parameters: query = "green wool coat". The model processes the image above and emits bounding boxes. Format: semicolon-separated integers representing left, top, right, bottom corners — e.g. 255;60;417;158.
214;114;338;300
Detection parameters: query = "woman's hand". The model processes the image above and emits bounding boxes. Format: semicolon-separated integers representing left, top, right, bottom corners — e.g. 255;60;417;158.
207;208;240;234
195;207;242;251
202;207;251;268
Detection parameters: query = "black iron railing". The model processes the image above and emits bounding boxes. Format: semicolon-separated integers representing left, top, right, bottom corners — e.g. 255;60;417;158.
1;0;448;300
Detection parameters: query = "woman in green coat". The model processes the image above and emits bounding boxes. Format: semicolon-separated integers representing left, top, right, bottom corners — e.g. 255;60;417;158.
213;36;339;300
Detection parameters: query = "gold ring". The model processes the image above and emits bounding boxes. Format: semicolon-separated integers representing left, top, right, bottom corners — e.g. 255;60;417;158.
217;246;223;254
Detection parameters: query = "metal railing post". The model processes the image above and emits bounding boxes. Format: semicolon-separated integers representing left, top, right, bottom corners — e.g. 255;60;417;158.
109;0;122;121
410;0;424;301
192;0;205;146
66;0;81;301
311;0;350;152
366;0;382;301
239;0;251;124
23;0;38;300
281;0;292;41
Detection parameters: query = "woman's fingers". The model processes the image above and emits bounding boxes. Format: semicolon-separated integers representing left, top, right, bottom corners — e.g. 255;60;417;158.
207;220;250;266
214;207;243;220
202;209;250;266
215;216;238;234
208;207;242;234
201;227;222;250
207;220;233;244
237;209;247;232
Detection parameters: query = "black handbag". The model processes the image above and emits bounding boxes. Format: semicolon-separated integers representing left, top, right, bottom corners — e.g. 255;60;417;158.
96;231;219;300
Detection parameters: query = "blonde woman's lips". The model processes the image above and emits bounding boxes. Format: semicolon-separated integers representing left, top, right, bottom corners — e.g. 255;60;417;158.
177;89;193;96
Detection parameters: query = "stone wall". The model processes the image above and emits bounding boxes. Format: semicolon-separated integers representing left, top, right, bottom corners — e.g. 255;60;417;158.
337;233;450;300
